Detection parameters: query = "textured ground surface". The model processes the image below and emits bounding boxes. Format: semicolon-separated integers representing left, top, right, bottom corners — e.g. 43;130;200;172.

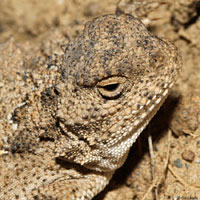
0;0;200;199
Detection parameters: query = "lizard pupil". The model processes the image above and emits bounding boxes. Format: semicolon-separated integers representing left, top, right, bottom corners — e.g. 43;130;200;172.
103;83;119;91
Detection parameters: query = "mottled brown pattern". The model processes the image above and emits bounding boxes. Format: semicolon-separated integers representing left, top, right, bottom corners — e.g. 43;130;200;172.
0;14;181;199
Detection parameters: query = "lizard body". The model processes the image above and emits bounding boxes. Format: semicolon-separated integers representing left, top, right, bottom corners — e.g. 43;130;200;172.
0;14;181;199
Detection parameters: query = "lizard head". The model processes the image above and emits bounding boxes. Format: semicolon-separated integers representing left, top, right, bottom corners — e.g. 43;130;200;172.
55;14;181;171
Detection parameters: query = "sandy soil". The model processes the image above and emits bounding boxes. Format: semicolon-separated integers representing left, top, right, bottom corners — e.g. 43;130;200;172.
0;0;200;199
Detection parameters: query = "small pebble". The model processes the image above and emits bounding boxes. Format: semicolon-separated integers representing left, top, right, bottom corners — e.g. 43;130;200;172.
0;82;4;87
196;140;200;148
181;150;195;162
173;159;183;168
84;3;99;17
170;142;176;148
195;159;200;163
185;163;189;169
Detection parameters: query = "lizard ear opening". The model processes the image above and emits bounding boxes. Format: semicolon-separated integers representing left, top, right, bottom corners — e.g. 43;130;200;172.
97;77;126;99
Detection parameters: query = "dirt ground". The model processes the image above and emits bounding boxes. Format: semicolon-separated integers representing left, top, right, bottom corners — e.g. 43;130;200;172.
0;0;200;199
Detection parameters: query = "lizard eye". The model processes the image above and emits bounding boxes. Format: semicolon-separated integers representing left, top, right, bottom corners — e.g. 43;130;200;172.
97;77;126;99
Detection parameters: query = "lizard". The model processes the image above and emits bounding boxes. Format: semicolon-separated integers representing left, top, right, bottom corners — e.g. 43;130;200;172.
0;13;181;200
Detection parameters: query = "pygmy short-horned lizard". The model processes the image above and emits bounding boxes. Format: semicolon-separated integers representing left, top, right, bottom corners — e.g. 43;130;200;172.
0;14;181;199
